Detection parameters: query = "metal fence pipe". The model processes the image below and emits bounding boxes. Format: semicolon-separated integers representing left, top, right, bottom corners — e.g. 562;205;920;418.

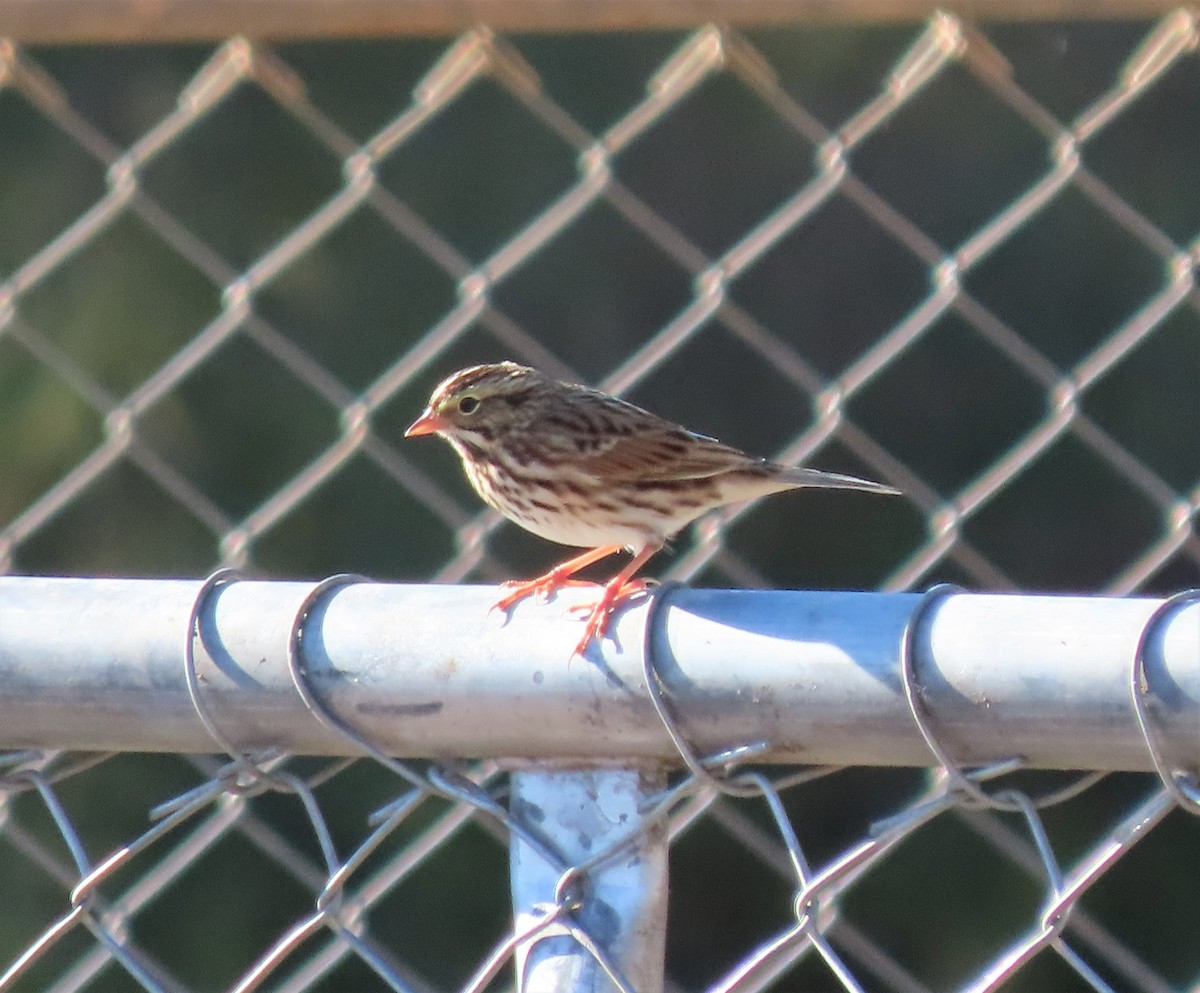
0;576;1196;770
509;768;668;993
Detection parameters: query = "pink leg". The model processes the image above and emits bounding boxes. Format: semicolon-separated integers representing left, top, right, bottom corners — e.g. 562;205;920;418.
568;543;661;657
493;545;624;613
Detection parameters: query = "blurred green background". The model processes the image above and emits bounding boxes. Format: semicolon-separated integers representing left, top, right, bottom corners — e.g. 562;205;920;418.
1;15;1199;993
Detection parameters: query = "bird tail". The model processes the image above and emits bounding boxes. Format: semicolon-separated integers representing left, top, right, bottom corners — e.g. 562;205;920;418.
777;466;901;495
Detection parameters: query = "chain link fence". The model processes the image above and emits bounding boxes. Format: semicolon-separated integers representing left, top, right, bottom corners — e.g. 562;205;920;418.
2;6;1200;992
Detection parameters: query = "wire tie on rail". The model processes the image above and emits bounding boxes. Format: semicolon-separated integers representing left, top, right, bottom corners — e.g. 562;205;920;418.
288;578;585;906
285;573;438;799
901;583;1105;812
184;569;285;794
1129;588;1200;814
641;581;769;798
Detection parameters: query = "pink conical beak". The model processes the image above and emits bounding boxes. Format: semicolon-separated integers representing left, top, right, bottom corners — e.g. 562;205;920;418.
404;409;445;437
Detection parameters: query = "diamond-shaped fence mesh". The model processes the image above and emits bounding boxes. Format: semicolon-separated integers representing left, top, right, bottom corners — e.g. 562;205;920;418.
2;7;1200;993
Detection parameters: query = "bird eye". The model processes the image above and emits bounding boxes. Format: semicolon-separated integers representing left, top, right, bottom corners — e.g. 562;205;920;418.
458;396;480;415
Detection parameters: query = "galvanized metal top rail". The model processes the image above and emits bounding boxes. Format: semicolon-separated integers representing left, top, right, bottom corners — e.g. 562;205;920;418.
2;576;1196;771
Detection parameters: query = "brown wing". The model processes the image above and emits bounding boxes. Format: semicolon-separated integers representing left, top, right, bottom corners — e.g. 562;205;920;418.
530;391;764;481
580;429;762;481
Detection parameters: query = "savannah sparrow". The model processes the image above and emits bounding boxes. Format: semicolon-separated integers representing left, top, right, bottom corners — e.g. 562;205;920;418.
406;362;899;656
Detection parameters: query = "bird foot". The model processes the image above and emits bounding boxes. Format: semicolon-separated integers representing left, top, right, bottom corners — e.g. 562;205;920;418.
493;576;599;613
566;579;654;657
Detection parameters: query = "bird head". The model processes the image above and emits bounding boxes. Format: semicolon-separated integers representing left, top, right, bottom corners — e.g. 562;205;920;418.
405;362;547;445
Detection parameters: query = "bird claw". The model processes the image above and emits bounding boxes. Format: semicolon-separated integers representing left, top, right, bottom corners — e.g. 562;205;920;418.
563;580;652;618
484;544;658;660
565;580;654;657
493;577;599;613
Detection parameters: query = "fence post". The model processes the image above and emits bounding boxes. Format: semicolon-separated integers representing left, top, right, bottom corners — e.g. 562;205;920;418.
510;768;669;993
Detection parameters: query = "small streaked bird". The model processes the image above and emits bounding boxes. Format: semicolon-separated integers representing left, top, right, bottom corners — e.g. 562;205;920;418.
406;362;899;657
